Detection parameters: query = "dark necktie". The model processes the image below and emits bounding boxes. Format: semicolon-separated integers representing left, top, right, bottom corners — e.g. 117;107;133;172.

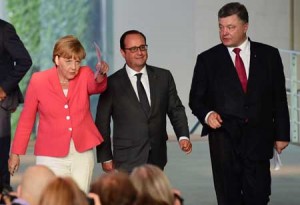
135;73;150;114
233;48;247;93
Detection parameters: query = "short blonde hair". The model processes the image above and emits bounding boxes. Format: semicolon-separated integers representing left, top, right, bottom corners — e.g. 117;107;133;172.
52;35;86;63
130;164;175;205
39;177;88;205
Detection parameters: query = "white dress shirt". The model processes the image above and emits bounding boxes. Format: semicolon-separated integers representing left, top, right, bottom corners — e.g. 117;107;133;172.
125;65;151;105
227;38;250;78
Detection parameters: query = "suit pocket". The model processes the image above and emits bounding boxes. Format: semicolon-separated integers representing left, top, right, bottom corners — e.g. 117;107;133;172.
113;139;132;162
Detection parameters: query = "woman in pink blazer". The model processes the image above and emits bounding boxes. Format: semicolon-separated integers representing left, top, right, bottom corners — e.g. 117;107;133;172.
8;35;108;192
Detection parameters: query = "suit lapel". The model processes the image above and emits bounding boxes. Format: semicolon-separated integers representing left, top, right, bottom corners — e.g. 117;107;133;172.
66;69;81;101
247;42;262;95
48;67;68;101
219;45;245;94
146;65;157;117
119;67;145;113
118;65;156;118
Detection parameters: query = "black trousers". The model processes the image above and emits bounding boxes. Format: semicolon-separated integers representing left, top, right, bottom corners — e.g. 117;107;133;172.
209;130;271;205
147;150;165;171
0;107;11;188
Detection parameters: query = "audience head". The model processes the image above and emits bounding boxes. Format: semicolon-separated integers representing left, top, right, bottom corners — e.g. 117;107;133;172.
39;177;89;205
90;171;137;205
17;165;56;205
130;164;175;205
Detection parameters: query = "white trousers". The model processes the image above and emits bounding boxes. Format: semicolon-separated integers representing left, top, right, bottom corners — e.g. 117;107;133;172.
36;140;94;193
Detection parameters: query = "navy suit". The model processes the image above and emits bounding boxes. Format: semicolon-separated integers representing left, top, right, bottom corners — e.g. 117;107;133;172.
96;65;189;172
189;40;290;204
0;19;32;189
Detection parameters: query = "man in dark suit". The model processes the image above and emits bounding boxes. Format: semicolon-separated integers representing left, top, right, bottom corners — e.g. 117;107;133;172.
0;19;32;191
95;30;192;173
189;3;290;205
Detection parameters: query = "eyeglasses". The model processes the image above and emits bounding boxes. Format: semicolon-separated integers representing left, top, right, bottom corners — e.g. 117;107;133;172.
124;45;148;53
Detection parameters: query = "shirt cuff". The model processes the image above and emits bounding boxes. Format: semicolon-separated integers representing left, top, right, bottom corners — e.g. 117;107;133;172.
205;111;214;124
179;136;189;141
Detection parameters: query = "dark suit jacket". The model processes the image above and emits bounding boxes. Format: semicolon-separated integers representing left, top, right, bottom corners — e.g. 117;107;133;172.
0;19;31;186
95;64;189;172
189;40;290;160
0;19;32;109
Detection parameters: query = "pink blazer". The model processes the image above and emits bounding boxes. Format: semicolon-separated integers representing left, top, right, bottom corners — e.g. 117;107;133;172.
11;66;107;157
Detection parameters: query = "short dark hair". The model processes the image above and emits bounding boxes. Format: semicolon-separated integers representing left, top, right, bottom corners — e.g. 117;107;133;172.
218;2;248;23
120;30;147;50
90;172;137;205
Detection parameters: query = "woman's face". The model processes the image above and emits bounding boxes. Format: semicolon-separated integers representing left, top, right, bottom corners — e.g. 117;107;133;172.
55;56;81;81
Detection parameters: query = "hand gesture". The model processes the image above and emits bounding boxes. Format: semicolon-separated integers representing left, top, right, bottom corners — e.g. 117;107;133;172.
8;154;20;176
95;61;109;83
101;161;115;173
96;61;109;75
207;111;222;129
179;139;192;154
274;141;289;154
0;86;7;101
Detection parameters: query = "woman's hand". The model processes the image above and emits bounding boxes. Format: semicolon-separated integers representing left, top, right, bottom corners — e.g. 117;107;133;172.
95;61;109;83
97;61;109;75
8;154;20;176
88;193;102;205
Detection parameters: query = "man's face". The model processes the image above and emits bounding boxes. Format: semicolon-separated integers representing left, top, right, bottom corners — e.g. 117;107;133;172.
219;14;248;47
120;34;148;72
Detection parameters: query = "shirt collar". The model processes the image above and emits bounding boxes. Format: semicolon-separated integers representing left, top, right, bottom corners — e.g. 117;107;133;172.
228;37;250;53
125;64;147;78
